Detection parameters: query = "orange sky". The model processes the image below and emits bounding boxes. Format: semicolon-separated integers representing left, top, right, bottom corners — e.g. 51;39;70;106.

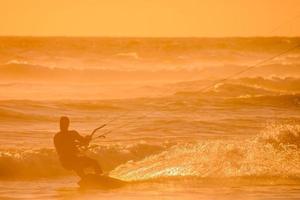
1;0;300;37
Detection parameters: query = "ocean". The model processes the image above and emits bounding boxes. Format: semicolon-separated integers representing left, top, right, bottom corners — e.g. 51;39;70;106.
0;37;300;199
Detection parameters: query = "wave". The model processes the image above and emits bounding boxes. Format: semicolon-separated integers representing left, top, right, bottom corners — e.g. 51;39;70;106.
0;124;299;183
56;101;123;111
227;94;300;107
0;63;203;83
236;76;300;92
0;142;170;180
2;62;300;85
0;91;299;123
0;108;54;121
211;83;276;97
1;37;299;61
110;124;300;182
0;100;125;121
174;76;300;99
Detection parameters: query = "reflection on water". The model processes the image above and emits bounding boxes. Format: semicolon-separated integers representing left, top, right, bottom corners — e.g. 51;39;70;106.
1;178;300;200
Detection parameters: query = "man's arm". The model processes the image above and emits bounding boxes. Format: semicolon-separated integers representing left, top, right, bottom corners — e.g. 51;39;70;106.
72;130;91;146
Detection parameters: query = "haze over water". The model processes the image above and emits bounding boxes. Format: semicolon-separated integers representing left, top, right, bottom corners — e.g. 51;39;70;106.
0;37;300;199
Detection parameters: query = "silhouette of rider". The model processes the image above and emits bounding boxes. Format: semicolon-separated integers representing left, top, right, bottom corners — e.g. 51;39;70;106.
54;116;103;178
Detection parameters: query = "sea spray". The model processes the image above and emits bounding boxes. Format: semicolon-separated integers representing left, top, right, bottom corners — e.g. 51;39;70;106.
111;124;300;181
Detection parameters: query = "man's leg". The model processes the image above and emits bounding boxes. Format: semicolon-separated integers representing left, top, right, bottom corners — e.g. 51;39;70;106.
74;167;85;178
62;159;86;178
80;156;103;175
91;158;103;174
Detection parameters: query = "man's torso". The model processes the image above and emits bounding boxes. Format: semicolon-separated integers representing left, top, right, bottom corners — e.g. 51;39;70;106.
54;130;81;159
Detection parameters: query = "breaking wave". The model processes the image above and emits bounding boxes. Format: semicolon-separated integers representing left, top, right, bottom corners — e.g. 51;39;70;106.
0;142;171;180
210;77;300;96
227;94;300;107
173;77;300;107
1;124;299;183
110;124;300;182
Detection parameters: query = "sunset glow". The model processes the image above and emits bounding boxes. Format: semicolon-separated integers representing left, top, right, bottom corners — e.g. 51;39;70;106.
0;1;300;200
1;0;300;37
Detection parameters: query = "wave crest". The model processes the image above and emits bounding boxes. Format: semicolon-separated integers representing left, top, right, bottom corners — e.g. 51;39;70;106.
0;142;170;180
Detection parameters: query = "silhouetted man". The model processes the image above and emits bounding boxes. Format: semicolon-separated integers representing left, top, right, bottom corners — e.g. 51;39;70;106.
54;116;103;178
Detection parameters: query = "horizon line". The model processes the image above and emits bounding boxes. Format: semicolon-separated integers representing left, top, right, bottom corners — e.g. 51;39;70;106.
0;35;300;39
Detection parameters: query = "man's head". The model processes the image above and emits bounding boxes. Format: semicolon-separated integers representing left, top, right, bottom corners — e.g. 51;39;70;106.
60;116;70;132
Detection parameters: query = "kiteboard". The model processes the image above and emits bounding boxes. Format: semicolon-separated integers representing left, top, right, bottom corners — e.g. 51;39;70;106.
78;174;127;189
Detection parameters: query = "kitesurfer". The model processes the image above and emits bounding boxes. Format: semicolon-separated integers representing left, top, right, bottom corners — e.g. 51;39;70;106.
54;116;103;178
